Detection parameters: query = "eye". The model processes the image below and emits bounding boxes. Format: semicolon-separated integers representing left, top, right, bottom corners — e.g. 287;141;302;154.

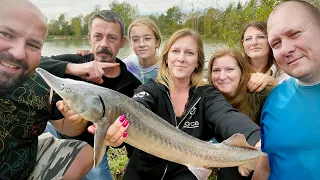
290;31;301;38
108;36;117;42
66;88;72;93
144;37;152;41
257;35;267;39
212;69;220;73
186;51;194;55
26;43;41;50
0;31;13;39
132;38;140;43
226;68;234;72
271;41;281;49
244;37;252;42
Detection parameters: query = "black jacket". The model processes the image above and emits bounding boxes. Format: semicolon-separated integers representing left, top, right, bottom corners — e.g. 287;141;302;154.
127;80;260;178
39;54;141;148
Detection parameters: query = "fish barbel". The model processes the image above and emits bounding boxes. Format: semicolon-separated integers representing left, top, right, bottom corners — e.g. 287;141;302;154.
36;68;263;170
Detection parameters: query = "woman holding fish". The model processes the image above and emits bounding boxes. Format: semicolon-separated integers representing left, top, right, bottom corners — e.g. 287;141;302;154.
89;29;261;179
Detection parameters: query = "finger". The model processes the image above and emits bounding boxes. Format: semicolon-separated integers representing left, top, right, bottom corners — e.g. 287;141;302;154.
88;124;96;134
99;62;120;69
108;131;128;147
256;81;268;93
106;119;129;144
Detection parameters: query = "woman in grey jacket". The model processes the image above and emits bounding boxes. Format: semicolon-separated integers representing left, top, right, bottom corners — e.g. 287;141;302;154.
90;29;261;180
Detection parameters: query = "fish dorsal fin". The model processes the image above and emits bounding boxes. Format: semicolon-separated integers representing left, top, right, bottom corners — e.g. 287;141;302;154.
222;133;256;150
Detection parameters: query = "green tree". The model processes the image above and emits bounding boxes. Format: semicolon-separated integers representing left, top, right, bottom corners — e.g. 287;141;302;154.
109;0;138;33
71;16;83;37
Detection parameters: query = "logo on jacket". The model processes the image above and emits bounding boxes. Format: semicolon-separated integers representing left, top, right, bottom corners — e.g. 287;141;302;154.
133;91;150;99
183;121;199;128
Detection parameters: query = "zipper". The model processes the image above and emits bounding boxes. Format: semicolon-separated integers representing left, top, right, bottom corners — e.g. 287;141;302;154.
177;97;201;128
165;91;178;127
160;165;168;180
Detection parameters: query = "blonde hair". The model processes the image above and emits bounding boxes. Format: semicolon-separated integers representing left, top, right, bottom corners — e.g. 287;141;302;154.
156;29;206;89
127;17;161;48
208;48;269;124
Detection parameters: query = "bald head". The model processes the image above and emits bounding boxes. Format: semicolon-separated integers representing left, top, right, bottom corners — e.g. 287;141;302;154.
0;0;47;28
270;1;320;28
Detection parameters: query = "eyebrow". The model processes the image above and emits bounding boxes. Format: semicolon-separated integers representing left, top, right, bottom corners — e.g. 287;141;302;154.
0;25;43;46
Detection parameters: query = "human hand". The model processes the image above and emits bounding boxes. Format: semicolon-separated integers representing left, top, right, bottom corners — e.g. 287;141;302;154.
56;100;86;125
88;115;129;147
77;49;92;56
248;73;277;92
66;61;119;84
238;163;255;176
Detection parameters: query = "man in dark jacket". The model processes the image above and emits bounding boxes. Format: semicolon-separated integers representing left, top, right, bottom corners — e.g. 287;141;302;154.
40;10;141;180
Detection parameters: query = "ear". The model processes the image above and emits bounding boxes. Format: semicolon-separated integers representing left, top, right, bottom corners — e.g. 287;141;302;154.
88;34;92;45
120;36;126;48
156;39;161;49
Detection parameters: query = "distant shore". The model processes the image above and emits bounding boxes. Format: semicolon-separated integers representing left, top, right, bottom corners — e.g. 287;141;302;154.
46;36;87;40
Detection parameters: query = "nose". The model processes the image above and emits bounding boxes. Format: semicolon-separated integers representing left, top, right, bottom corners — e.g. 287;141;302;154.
281;39;295;56
100;36;109;48
218;71;227;80
139;38;146;47
177;52;185;62
251;37;258;44
8;40;26;61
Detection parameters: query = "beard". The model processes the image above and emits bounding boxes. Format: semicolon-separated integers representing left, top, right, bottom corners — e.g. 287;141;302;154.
0;52;30;92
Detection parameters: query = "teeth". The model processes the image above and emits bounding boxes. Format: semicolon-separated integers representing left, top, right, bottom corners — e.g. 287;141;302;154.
0;62;18;69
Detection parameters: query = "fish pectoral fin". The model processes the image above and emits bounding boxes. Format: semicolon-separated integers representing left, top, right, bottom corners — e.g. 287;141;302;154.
93;121;108;168
222;133;256;150
187;165;212;180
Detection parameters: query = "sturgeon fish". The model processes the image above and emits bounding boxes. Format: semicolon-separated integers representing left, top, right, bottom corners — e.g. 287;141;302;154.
36;68;264;177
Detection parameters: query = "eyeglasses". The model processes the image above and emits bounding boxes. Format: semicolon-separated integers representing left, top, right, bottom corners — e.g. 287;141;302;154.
131;36;155;45
243;34;267;44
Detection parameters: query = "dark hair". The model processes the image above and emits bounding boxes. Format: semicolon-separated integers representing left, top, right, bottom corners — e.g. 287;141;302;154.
88;10;125;38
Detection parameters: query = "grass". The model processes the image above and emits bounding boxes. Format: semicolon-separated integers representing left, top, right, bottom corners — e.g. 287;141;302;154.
107;147;218;180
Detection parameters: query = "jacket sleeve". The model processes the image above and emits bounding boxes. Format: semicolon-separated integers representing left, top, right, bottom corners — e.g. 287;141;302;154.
132;80;157;111
39;54;84;77
204;86;260;146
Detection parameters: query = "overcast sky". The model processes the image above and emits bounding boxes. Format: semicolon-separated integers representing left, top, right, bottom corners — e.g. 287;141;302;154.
30;0;247;20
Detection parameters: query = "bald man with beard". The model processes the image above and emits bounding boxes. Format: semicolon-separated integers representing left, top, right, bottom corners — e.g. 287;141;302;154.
0;0;93;179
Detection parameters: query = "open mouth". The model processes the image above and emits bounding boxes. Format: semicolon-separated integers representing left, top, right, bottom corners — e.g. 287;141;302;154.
0;61;20;69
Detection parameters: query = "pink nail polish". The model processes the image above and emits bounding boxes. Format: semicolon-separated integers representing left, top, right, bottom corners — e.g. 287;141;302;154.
119;115;126;123
122;120;129;127
122;132;128;138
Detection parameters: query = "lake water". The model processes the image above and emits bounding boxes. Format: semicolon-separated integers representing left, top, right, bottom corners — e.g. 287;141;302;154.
42;38;227;63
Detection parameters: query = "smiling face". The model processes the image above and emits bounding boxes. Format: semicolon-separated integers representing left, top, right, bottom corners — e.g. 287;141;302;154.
167;35;199;81
129;24;159;60
268;2;320;83
0;1;47;91
211;55;242;97
88;18;126;63
243;26;270;62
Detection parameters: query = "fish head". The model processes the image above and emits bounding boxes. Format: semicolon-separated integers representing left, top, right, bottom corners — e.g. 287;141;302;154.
36;68;105;122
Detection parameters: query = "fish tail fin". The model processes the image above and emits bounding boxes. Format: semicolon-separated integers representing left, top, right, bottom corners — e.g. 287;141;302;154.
187;165;212;180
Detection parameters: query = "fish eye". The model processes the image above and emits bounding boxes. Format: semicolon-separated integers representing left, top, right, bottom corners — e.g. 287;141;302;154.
66;88;72;93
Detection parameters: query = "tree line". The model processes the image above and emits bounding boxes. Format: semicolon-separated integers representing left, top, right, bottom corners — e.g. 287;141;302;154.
47;0;320;47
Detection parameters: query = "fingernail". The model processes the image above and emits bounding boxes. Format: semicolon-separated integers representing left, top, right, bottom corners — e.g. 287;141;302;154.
119;115;126;123
122;132;128;138
122;120;129;127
